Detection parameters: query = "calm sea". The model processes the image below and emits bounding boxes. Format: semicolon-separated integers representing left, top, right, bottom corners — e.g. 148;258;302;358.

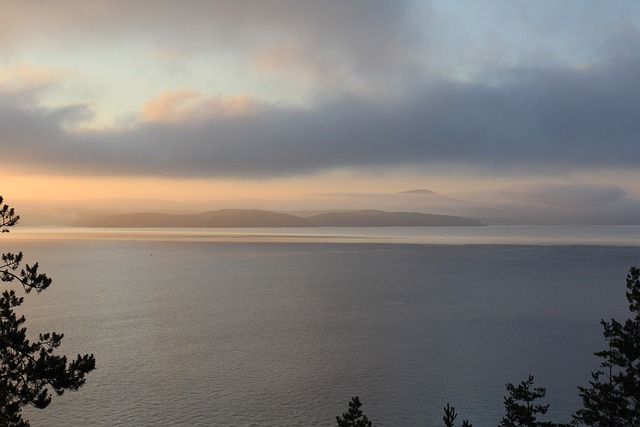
4;226;640;426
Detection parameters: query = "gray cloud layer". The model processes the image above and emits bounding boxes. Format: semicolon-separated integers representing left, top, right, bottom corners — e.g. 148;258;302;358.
2;1;640;183
1;0;418;89
3;52;640;179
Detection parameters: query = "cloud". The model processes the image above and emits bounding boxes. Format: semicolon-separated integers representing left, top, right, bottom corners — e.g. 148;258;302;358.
248;39;405;100
2;2;640;183
0;65;76;102
0;1;419;95
0;65;67;86
149;46;194;65
481;183;640;225
249;43;336;92
140;90;258;123
1;47;640;180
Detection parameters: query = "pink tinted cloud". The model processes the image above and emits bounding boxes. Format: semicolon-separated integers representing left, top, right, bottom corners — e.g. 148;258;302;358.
0;65;74;92
141;89;259;123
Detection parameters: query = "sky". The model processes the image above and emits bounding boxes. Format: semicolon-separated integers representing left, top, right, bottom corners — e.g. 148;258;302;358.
2;1;640;220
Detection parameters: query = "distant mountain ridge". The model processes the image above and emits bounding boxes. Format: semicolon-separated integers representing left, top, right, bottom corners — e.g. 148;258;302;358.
17;184;640;226
78;209;312;228
78;208;484;228
399;189;436;194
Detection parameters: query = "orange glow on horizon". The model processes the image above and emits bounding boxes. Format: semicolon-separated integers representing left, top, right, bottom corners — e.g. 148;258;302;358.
5;167;638;210
2;168;478;204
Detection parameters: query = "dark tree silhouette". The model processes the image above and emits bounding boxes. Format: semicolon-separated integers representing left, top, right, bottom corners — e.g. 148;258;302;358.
498;375;571;427
336;396;376;427
443;403;472;427
499;375;549;427
0;196;96;426
573;266;640;427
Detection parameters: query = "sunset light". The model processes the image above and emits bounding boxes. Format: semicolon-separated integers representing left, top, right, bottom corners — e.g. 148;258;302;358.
1;0;638;225
3;3;640;425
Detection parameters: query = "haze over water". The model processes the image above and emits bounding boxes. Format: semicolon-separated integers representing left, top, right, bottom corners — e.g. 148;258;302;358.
8;226;639;426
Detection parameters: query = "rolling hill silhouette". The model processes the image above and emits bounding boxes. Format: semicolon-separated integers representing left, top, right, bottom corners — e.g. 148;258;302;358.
78;209;483;227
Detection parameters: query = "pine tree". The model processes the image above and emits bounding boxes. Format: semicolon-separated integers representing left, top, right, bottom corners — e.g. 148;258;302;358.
443;403;472;427
499;375;550;427
499;375;571;427
336;396;376;427
573;267;640;426
0;196;96;426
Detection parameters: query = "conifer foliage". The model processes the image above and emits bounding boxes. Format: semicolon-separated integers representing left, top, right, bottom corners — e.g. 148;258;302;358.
0;196;96;426
498;375;571;427
336;396;376;427
499;375;549;426
443;403;472;427
573;266;640;426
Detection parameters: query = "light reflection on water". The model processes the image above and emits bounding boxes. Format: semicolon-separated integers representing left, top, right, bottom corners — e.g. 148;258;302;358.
9;225;640;245
5;227;640;426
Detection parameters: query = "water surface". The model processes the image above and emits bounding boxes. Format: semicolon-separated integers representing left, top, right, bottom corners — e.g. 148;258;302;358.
4;227;638;426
